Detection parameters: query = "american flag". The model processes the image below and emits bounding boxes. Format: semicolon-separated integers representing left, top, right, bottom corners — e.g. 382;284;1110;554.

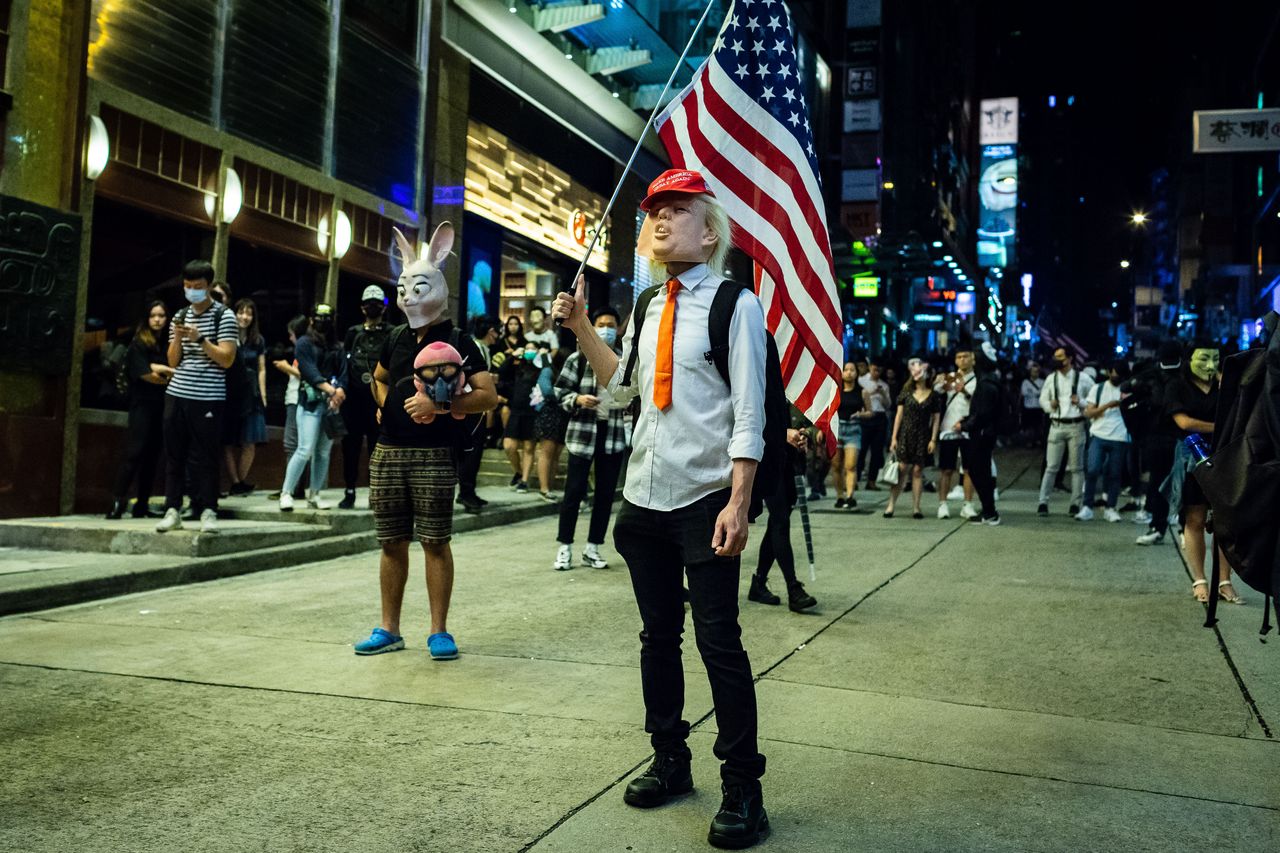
655;0;843;452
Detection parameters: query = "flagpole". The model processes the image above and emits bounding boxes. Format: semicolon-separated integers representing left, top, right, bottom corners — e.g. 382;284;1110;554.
563;0;720;302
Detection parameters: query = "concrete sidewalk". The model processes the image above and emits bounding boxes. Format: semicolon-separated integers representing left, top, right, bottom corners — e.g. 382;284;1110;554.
0;451;1277;852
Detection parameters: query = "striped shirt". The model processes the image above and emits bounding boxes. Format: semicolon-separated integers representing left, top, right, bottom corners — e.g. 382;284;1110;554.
166;303;239;401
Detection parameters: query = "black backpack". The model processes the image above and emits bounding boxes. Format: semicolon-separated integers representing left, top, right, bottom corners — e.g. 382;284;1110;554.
349;323;393;389
622;280;790;521
1193;314;1280;635
1120;364;1175;441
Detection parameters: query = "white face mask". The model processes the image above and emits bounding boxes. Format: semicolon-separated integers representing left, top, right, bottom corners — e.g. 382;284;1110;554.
595;326;618;347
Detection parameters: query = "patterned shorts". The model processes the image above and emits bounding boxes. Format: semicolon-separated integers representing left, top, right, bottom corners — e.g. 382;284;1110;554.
369;444;457;544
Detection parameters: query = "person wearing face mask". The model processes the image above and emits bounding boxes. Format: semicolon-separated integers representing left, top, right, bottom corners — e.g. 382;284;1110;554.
278;304;346;511
1164;342;1243;604
338;285;393;509
550;306;633;570
107;301;175;519
155;261;240;535
1076;361;1131;522
497;341;542;492
958;343;1004;526
455;316;501;513
1037;347;1095;517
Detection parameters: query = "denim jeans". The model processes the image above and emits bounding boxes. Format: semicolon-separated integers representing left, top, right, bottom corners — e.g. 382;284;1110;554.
613;490;765;785
1038;422;1086;505
1083;437;1128;509
282;405;334;495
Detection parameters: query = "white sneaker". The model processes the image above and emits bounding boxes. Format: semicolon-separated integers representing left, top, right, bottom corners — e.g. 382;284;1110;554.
959;502;979;520
1103;508;1122;523
200;509;219;534
307;491;332;510
1132;510;1152;525
553;544;573;571
936;502;951;519
1075;506;1095;521
279;493;294;512
1135;530;1164;545
582;544;608;569
155;507;183;533
947;485;964;501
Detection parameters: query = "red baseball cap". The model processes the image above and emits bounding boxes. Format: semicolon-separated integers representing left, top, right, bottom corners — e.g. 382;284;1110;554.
639;169;715;211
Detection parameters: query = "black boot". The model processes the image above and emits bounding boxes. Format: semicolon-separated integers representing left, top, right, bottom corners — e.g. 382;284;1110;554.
623;753;693;808
131;501;158;518
747;575;780;605
105;499;126;520
337;489;356;510
708;782;768;849
787;582;817;612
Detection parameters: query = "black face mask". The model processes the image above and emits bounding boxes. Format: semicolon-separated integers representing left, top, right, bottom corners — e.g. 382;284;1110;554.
313;319;334;335
362;304;384;320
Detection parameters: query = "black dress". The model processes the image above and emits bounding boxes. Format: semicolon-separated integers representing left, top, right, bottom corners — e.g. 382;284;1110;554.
894;387;941;467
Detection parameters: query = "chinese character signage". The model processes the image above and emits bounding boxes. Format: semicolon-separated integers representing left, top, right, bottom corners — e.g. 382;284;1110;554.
979;97;1019;145
1193;109;1280;153
977;143;1017;268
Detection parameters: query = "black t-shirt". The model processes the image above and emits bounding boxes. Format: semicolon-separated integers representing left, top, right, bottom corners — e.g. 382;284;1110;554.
837;385;863;421
378;321;487;448
1165;375;1220;446
127;338;166;404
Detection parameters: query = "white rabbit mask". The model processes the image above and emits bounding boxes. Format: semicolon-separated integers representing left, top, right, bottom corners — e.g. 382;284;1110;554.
393;223;454;329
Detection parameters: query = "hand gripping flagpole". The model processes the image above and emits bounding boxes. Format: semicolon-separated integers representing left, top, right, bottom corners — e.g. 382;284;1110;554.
557;0;719;321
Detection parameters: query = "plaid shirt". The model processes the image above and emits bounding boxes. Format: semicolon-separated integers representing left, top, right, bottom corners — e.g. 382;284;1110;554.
554;350;632;458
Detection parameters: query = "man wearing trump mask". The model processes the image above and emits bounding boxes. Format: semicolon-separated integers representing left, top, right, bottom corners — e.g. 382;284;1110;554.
552;169;770;849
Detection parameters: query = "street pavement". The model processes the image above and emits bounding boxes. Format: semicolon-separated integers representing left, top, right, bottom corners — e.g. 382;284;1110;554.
1;450;1277;852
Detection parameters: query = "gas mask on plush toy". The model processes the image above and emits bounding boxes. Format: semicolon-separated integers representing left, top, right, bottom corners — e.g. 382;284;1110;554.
411;341;468;422
392;223;454;330
1188;348;1219;382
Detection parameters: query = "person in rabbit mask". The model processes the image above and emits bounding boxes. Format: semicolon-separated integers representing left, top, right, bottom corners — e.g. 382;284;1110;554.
355;223;498;661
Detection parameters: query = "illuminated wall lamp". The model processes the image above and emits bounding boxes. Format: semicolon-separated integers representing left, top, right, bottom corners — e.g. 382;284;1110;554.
317;211;353;259
203;168;243;224
84;115;110;180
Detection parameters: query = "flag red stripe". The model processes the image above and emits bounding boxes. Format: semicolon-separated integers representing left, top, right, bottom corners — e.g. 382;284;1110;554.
699;79;834;260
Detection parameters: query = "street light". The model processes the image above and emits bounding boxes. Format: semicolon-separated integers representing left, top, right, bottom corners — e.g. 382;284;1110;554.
1131;212;1148;225
1120;260;1131;269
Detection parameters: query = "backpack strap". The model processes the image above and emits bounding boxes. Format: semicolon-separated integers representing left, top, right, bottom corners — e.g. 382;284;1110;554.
621;284;663;389
707;280;753;388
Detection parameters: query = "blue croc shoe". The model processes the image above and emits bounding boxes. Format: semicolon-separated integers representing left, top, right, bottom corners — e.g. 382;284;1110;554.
354;627;404;656
427;632;459;661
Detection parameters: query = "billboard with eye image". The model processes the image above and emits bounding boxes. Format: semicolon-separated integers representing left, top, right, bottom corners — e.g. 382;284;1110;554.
977;143;1017;268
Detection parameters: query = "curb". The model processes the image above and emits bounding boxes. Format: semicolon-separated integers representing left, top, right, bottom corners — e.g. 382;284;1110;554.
0;498;569;617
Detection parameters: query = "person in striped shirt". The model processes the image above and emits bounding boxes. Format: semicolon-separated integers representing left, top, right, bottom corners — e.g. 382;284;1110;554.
155;260;239;535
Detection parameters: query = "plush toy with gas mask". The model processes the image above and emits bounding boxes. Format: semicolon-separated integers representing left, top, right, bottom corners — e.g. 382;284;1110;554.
411;341;468;423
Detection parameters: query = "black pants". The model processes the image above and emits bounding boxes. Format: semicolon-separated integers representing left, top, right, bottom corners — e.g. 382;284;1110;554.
456;421;486;499
861;413;888;485
1142;436;1176;534
112;399;164;503
755;487;798;588
163;396;223;514
341;391;379;492
557;430;624;545
614;490;765;786
962;434;998;519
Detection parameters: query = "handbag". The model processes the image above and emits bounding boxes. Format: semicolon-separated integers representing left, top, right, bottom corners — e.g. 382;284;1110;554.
878;453;901;487
322;409;348;440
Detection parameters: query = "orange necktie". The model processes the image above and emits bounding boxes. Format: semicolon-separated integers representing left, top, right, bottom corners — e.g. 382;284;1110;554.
653;277;679;410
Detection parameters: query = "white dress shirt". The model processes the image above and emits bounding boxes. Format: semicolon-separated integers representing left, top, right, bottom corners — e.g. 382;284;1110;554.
1039;368;1096;419
606;264;767;511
